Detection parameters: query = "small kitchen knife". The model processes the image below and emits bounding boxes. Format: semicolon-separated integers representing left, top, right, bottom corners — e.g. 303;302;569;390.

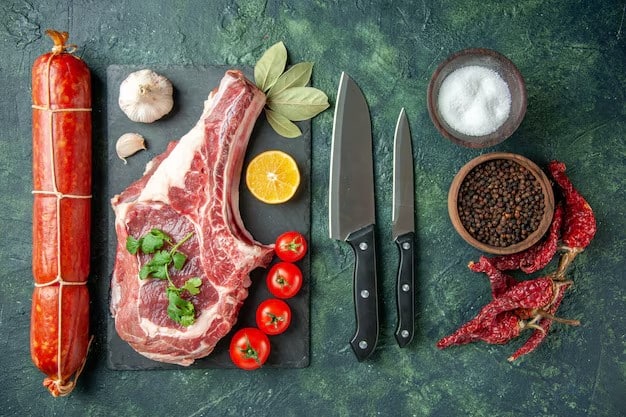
329;72;379;361
392;108;415;348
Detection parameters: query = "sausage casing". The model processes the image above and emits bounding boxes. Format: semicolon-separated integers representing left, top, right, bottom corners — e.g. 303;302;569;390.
31;30;92;397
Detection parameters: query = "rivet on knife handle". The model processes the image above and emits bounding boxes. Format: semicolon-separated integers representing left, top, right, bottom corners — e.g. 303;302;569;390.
394;231;415;347
346;224;379;361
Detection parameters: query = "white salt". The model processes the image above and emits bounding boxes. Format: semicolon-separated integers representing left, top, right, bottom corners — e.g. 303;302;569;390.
437;65;512;137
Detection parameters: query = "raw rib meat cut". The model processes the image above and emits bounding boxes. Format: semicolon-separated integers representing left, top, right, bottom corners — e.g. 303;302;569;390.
110;70;274;366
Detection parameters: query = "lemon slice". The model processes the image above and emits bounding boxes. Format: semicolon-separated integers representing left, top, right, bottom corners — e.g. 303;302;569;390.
245;150;300;204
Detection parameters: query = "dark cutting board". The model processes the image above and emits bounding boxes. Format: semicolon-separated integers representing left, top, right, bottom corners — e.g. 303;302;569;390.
105;65;310;369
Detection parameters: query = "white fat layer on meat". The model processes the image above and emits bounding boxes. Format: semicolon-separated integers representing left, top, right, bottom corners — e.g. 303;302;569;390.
110;202;134;316
137;89;221;204
110;280;121;315
111;195;132;227
143;159;154;176
136;351;194;366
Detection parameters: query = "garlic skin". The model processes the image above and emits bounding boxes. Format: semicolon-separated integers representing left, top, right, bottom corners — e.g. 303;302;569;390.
116;133;147;163
119;69;174;123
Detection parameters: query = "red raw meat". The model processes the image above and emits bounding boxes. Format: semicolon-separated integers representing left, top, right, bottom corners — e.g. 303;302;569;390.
110;70;274;366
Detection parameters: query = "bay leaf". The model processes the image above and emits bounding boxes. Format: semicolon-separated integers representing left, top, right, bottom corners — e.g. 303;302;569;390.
267;62;313;98
267;87;330;121
254;41;287;92
265;109;303;138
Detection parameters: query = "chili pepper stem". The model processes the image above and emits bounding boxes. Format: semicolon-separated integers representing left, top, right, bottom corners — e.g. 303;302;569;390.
533;309;580;326
553;280;574;293
521;322;547;334
544;279;573;308
554;249;583;280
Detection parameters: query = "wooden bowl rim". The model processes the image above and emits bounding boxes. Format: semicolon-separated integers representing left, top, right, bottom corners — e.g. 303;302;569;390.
448;152;555;255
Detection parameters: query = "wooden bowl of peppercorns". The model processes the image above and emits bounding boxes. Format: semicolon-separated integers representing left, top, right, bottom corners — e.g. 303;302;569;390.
448;152;554;255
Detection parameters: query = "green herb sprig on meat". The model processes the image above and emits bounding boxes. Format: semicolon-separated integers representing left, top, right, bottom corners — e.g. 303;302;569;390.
126;229;202;326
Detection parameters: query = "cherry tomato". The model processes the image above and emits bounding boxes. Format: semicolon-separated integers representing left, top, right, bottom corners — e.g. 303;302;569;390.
229;327;270;370
266;262;303;299
256;299;292;336
274;231;307;262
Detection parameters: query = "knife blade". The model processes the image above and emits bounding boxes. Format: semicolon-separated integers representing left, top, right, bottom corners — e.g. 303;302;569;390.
329;72;379;361
392;108;415;348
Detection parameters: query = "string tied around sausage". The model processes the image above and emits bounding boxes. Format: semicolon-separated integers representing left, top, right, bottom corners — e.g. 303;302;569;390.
43;335;93;397
31;93;92;289
30;33;92;397
31;189;92;201
31;105;92;113
46;29;78;55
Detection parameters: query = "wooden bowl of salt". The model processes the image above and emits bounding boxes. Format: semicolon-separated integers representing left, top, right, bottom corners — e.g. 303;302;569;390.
427;48;527;149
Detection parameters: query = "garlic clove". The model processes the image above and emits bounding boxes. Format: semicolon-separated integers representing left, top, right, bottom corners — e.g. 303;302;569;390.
119;69;174;123
116;133;147;163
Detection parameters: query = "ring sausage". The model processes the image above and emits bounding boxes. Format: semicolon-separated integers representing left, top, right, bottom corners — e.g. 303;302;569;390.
30;30;92;397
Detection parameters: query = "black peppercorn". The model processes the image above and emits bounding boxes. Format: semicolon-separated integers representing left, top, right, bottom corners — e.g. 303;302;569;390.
457;159;545;247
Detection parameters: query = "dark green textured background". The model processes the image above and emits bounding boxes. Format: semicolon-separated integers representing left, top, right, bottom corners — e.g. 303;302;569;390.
1;1;624;416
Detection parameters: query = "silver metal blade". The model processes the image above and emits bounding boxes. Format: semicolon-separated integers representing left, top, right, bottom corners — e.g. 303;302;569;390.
392;108;415;239
329;72;375;241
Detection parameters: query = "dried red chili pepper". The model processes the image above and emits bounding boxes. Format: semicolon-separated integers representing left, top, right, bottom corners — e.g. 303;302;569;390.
519;203;563;273
438;276;580;359
548;161;597;279
478;277;555;324
471;256;537;322
437;277;555;349
480;312;523;344
469;256;517;298
508;281;579;361
468;257;537;320
437;311;521;348
474;250;526;273
469;203;563;274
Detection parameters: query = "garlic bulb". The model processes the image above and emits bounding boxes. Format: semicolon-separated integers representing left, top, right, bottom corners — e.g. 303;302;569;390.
118;69;173;123
116;133;146;163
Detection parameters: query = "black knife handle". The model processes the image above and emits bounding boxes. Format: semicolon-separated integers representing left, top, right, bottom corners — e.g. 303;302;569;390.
394;232;415;347
346;224;379;361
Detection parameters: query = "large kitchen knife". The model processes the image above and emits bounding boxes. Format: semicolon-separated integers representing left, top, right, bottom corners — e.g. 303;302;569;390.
392;108;415;348
329;72;379;361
